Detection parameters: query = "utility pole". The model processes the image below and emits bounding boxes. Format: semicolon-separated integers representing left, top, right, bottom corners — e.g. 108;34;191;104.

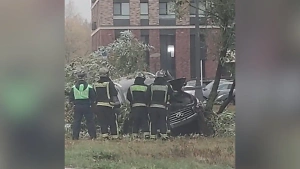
194;0;204;101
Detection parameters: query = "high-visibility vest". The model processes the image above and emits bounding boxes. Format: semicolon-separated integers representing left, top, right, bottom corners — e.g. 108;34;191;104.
129;85;148;107
150;84;168;109
72;84;93;100
94;82;113;107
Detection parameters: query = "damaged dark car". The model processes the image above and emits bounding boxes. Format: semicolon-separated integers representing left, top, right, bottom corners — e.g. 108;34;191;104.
114;72;209;137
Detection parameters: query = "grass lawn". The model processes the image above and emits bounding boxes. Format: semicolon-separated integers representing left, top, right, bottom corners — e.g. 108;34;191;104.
213;105;235;113
65;137;235;169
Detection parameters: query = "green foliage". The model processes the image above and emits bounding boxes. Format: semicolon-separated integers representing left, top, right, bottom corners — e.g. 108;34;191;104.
96;30;153;76
208;111;235;137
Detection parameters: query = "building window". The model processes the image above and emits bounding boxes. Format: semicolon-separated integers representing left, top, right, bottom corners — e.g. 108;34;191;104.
92;22;97;31
140;3;148;15
189;1;206;16
113;3;130;16
159;2;175;15
159;3;167;15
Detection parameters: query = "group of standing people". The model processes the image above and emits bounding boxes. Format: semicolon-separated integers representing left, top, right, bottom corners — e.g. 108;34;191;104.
69;68;173;140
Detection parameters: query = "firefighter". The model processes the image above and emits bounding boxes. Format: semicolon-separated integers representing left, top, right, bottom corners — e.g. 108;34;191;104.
94;68;120;140
126;72;150;139
69;71;97;140
147;70;174;140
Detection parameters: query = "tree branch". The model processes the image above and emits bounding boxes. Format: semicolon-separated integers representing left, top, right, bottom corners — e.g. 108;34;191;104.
187;1;222;20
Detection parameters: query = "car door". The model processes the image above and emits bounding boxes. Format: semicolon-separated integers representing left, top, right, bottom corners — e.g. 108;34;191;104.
217;83;231;96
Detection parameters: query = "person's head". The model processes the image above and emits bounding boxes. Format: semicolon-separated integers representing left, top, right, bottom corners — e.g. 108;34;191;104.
77;71;86;80
99;67;109;78
135;72;146;81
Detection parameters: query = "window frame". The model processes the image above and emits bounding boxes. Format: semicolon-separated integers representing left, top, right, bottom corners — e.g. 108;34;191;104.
113;2;130;16
189;1;206;16
140;3;149;15
159;2;175;15
159;2;168;15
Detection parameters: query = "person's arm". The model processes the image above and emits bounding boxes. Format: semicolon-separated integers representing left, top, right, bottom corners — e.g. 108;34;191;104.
69;87;74;103
109;82;118;97
145;85;151;106
89;86;97;105
126;87;132;103
109;82;120;107
167;84;174;102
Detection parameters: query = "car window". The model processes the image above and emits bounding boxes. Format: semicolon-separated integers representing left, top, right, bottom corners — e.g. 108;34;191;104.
227;84;233;89
186;80;196;86
218;84;229;90
206;81;225;89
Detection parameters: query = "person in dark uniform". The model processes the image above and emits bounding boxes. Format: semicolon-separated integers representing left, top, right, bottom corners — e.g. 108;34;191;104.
94;68;120;140
147;70;174;140
69;71;97;140
126;72;150;139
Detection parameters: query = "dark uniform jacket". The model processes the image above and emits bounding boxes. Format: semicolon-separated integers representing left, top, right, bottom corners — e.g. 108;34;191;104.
94;77;118;106
146;77;174;108
127;78;149;107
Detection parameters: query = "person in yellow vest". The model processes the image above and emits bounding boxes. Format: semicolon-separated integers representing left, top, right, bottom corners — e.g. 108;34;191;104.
147;70;174;140
69;72;97;140
126;72;150;139
94;68;120;139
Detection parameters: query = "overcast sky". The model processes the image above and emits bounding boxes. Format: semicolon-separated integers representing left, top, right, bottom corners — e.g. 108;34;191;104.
65;0;91;21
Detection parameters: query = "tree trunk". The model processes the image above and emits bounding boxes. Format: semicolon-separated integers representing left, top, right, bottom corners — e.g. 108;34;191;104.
217;78;235;114
204;58;224;113
204;24;229;116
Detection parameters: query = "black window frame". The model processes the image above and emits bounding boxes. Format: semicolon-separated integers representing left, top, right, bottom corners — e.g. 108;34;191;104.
113;2;130;16
159;2;168;15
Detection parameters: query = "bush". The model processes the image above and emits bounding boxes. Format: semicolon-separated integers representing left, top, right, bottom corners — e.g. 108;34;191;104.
208;111;235;137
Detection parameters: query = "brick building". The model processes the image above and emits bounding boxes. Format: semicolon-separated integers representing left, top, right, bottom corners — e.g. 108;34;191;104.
91;0;220;80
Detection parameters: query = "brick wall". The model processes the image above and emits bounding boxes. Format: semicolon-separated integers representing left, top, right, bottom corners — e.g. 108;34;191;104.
99;30;115;46
97;2;102;26
91;4;97;26
175;29;191;79
99;0;113;26
130;0;140;25
149;0;159;25
205;28;221;79
92;34;96;51
149;29;160;73
131;29;141;40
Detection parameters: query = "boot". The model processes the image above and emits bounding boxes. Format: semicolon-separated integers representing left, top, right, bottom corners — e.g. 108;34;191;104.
143;132;150;139
160;134;168;141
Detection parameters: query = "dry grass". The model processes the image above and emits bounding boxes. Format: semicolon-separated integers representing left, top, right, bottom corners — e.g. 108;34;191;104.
65;137;235;169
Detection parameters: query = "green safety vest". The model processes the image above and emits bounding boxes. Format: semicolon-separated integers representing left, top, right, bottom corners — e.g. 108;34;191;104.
72;84;93;100
150;84;168;109
130;85;148;107
94;82;113;107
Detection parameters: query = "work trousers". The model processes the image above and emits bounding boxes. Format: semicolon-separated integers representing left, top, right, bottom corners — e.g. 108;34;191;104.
95;106;118;136
149;107;168;138
72;105;96;140
131;106;149;135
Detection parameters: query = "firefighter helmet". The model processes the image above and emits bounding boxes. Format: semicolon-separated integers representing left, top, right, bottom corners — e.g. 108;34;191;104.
155;70;166;78
135;72;146;79
99;67;109;77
